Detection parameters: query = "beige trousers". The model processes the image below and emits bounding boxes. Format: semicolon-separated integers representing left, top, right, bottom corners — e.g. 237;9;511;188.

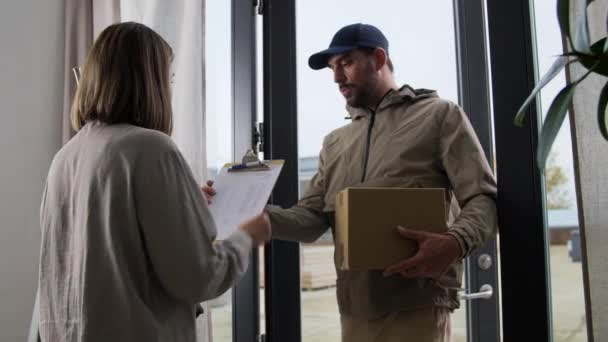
341;307;451;342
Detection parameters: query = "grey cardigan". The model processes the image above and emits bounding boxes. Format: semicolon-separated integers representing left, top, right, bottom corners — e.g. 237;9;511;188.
38;122;251;341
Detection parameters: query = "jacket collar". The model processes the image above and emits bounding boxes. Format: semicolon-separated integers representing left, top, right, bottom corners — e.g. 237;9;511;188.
346;85;437;120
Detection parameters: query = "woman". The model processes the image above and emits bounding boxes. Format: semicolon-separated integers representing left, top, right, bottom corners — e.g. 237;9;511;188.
37;22;270;341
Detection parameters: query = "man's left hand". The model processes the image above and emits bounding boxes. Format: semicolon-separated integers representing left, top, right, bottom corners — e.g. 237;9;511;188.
383;226;462;279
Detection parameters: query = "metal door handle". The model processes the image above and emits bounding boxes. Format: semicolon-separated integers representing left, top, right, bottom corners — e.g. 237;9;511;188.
458;284;493;300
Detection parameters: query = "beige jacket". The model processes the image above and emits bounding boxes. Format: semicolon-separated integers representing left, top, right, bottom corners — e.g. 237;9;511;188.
266;85;497;318
38;122;252;342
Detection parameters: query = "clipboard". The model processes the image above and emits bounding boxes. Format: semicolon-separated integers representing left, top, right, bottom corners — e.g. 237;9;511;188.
208;154;284;240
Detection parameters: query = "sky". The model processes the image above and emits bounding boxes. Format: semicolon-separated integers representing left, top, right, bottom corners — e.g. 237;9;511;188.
204;0;577;209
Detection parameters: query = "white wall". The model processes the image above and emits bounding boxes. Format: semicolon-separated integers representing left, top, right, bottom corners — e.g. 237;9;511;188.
0;1;64;340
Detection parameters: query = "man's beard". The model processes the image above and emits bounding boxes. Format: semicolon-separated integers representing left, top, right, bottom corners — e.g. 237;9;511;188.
346;89;374;108
344;77;378;108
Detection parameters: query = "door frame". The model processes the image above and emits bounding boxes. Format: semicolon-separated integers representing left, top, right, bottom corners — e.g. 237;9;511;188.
261;0;511;341
231;0;261;341
453;0;501;341
486;0;552;340
261;0;303;342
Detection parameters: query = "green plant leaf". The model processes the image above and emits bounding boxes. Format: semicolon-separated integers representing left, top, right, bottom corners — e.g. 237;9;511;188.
573;0;592;53
561;51;588;57
598;82;608;140
515;56;571;126
589;37;608;54
591;37;608;57
580;55;608;76
579;39;608;75
557;0;571;41
537;84;578;169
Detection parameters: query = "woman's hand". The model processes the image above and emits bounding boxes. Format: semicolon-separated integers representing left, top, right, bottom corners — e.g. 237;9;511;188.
201;180;216;204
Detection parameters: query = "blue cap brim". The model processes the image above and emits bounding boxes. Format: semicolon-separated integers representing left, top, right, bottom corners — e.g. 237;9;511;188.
308;46;356;70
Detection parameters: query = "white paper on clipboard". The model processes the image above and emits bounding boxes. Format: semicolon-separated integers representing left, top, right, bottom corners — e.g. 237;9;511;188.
208;160;284;240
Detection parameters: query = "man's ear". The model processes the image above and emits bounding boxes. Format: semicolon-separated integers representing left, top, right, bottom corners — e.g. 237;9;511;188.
373;48;388;71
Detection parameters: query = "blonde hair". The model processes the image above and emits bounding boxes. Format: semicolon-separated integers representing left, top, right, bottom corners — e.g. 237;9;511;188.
71;22;174;135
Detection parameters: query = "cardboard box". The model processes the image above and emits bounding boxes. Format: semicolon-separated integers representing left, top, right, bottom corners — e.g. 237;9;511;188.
335;187;447;270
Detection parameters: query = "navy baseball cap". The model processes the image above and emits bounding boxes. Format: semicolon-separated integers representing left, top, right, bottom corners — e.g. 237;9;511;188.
308;23;389;70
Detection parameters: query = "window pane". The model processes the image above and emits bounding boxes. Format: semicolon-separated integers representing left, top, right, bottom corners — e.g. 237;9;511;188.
206;0;233;175
532;1;588;341
205;0;233;341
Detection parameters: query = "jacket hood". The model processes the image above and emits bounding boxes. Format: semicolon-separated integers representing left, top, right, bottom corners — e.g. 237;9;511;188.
347;85;438;120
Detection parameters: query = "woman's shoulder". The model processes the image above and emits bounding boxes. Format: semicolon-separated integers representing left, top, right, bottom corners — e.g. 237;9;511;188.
73;122;176;151
120;125;177;151
86;123;181;165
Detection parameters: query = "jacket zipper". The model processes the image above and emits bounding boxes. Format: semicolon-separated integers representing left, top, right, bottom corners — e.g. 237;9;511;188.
361;110;376;182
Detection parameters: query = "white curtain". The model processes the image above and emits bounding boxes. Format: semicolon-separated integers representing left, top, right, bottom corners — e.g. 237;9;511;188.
120;1;212;341
121;0;208;183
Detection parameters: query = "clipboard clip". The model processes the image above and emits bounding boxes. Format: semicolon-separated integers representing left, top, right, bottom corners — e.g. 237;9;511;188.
228;149;270;172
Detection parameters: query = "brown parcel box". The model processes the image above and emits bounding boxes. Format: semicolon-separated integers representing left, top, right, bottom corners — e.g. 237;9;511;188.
335;187;447;270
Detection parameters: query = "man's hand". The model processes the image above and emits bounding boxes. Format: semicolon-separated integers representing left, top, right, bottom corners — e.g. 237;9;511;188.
201;180;216;204
239;212;272;245
383;226;462;279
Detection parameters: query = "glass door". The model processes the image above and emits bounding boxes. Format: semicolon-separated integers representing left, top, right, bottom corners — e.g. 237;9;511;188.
263;0;500;341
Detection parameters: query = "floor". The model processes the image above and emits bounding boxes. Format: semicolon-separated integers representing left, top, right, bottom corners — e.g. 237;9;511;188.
209;245;588;342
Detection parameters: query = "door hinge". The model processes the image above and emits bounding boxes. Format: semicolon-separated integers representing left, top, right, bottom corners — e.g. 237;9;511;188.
253;122;264;154
255;0;265;15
